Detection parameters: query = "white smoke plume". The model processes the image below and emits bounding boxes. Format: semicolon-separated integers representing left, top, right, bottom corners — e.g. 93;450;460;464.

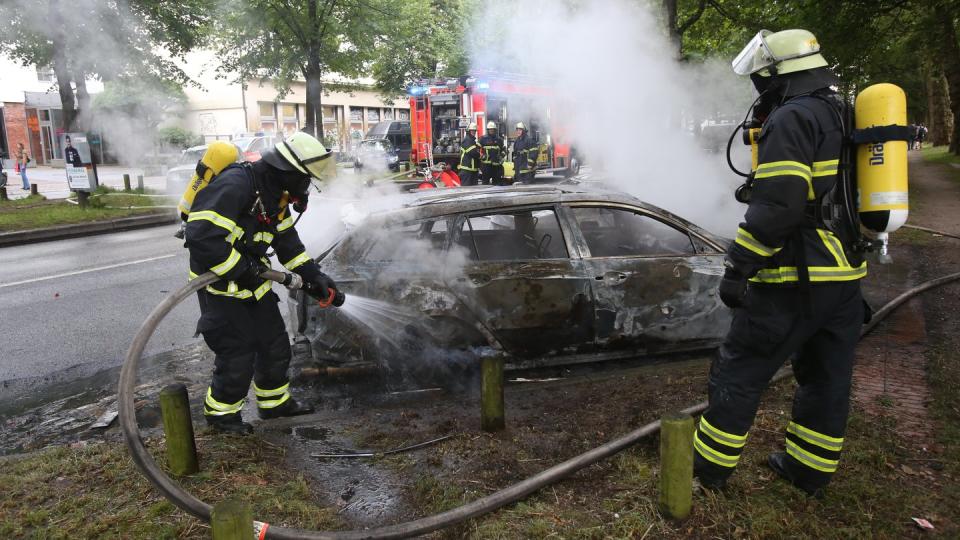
468;0;754;236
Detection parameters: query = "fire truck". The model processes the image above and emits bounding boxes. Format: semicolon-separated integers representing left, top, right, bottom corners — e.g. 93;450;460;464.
407;75;581;180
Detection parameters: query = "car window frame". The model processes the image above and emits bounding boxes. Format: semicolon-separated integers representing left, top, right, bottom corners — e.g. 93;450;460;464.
452;204;574;263
561;202;723;258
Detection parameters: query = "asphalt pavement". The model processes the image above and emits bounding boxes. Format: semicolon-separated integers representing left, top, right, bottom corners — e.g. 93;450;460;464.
0;225;202;386
2;165;167;200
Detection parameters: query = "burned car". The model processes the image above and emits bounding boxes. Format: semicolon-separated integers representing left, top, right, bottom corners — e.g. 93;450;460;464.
288;185;731;371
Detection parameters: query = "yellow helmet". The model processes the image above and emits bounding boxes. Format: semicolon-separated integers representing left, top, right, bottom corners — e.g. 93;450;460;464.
262;131;335;180
732;29;828;76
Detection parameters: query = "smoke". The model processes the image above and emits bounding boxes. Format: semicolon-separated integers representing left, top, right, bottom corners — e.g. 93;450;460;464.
468;0;754;236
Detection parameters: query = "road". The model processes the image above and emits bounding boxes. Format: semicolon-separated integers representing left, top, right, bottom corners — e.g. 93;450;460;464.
0;225;263;389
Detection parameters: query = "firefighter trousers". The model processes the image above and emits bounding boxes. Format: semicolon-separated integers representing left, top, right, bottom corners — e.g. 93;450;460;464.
480;163;503;185
694;280;863;489
459;169;478;186
196;290;292;419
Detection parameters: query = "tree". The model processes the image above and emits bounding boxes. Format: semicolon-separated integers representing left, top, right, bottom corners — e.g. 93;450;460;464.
0;0;208;131
214;0;465;139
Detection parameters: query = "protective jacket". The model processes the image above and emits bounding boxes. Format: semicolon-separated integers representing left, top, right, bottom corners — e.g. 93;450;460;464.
727;90;866;285
459;133;481;172
479;134;505;165
184;163;322;301
513;133;539;174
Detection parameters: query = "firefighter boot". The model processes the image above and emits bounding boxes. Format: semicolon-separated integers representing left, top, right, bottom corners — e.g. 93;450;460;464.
258;398;315;420
693;453;730;491
206;413;254;435
767;452;826;499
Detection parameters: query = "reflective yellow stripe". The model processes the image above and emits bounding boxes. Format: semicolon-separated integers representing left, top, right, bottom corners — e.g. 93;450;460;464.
787;422;843;452
460;165;478;171
693;432;739;468
812;159;839;177
253;231;274;244
254;382;290;397
786;439;839;472
735;227;781;257
277;216;295;232
257;393;290;409
204;387;244;415
750;262;868;283
253;280;272;300
284;251;311;270
817;230;849;267
700;417;747;448
188;210;238;234
755;160;814;199
203;279;272;300
210;248;242;276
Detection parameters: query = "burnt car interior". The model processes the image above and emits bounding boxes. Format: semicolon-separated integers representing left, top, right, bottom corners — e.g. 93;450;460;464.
571;207;696;257
457;209;568;261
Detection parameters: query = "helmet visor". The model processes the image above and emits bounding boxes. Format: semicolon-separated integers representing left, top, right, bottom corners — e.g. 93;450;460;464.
732;30;774;75
303;152;337;182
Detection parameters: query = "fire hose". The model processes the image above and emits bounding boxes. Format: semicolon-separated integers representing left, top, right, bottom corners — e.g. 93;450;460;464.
120;265;960;539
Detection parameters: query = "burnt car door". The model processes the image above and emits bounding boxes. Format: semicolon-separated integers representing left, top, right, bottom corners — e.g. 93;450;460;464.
562;204;727;354
448;206;595;358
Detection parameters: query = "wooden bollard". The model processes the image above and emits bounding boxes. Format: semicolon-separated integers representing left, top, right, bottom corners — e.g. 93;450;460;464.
159;383;199;476
122;173;131;191
659;412;694;520
480;356;505;432
77;190;89;208
0;186;7;201
136;174;144;191
30;183;38;196
211;499;253;540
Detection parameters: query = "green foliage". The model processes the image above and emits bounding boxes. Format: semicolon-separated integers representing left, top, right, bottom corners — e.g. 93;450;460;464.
157;127;203;149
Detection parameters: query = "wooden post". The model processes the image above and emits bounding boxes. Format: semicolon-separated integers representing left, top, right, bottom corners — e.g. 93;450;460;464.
136;174;144;191
77;191;89;208
480;356;505;432
211;499;252;540
159;383;199;476
122;173;131;191
659;412;694;520
0;186;7;201
29;183;38;196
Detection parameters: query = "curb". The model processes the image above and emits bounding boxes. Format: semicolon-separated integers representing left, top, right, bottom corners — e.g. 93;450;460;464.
0;212;178;248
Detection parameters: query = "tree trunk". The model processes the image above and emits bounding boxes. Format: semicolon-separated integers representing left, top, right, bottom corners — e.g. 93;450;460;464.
304;64;324;140
49;1;77;132
937;8;960;154
74;70;90;130
662;0;681;56
928;71;953;146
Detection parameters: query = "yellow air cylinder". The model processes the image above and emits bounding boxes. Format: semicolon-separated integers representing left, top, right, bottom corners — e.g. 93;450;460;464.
178;141;240;220
855;83;908;257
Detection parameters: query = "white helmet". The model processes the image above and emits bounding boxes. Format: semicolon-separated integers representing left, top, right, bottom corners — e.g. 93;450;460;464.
486;121;497;130
468;122;477;131
515;122;526;131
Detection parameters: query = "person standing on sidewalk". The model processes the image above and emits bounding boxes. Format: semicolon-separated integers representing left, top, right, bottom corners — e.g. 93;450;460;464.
16;143;30;190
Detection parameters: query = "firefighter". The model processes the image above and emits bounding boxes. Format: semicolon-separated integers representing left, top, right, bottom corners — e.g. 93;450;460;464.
185;132;339;434
479;121;506;185
512;122;538;183
694;29;866;497
458;122;482;186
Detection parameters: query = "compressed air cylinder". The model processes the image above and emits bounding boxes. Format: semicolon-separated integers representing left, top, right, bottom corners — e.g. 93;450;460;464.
855;83;909;242
177;141;239;220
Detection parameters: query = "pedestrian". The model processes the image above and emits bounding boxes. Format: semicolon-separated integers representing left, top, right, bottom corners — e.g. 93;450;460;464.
512;122;538;183
16;142;30;190
917;123;927;149
458;122;481;186
479;121;506;186
185;132;339;434
696;29;867;498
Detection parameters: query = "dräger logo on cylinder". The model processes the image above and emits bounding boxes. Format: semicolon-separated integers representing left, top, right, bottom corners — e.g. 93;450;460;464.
869;143;884;166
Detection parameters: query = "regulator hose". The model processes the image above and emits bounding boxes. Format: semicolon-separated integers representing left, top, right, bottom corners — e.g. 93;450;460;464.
120;269;960;539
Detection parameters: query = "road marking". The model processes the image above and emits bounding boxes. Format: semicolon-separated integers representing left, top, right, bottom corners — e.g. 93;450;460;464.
0;254;178;289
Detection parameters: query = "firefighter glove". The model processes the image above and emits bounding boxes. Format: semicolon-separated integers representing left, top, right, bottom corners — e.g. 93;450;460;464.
303;272;338;301
236;258;267;290
718;269;748;309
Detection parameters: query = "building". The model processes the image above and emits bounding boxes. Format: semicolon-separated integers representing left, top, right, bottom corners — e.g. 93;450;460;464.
0;54;104;167
178;51;409;151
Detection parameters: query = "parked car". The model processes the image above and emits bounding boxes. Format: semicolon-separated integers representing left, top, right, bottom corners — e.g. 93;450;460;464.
358;121;411;168
288;184;731;372
353;138;401;171
165;144;242;195
232;134;280;162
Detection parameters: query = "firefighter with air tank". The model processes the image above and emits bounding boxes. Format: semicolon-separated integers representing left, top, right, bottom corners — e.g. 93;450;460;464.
693;28;912;498
512;122;538;183
458;122;482;186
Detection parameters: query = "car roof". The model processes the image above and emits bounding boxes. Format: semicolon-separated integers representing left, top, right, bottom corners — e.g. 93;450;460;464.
351;183;723;244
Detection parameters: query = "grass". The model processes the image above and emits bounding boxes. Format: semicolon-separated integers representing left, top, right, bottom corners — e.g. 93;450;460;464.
920;145;960;166
0;185;173;232
0;433;341;538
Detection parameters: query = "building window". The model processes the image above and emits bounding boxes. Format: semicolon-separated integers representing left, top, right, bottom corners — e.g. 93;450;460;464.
349;107;363;122
258;102;276;133
366;108;380;122
36;65;55;83
382;109;394;121
398;109;410;121
322;106;337;122
280;103;298;134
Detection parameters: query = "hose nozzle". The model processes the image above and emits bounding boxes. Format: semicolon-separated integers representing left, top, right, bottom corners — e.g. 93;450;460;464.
317;288;345;308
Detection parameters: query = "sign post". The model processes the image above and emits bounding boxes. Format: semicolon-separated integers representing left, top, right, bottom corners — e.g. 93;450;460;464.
62;132;98;207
